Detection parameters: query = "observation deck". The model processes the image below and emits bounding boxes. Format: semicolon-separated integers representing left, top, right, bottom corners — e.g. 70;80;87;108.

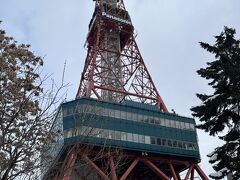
87;3;134;49
42;97;200;179
48;97;200;160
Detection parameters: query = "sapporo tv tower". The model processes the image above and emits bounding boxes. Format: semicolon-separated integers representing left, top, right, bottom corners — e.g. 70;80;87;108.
42;0;209;179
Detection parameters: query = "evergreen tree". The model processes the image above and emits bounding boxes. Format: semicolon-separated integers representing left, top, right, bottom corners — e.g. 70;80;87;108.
191;27;240;179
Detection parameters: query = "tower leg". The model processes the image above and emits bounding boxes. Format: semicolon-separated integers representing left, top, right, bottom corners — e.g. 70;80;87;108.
80;151;109;180
109;155;117;180
184;164;194;180
56;147;78;180
169;162;178;180
120;158;139;180
194;164;209;180
50;148;209;180
191;168;195;180
143;159;170;180
177;173;181;180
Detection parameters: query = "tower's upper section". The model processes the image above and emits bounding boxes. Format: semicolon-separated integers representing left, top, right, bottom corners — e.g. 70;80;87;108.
87;0;134;48
77;0;168;112
91;0;132;26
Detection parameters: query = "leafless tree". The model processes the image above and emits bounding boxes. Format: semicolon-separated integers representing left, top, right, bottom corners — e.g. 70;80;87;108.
44;103;127;179
0;22;67;180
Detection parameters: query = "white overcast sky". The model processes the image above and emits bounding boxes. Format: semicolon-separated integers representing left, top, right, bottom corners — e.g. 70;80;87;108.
1;0;240;178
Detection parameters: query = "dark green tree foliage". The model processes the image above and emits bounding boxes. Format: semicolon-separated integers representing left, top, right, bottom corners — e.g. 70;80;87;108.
191;27;240;179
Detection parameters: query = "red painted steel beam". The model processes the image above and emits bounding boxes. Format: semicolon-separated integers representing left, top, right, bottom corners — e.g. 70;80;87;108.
184;165;194;180
177;173;181;180
59;147;78;180
94;85;158;101
109;155;117;180
120;159;139;180
63;151;77;180
191;168;195;180
194;164;209;180
143;160;170;180
63;176;70;180
80;152;109;180
169;162;178;180
131;38;168;112
125;153;193;166
99;48;141;60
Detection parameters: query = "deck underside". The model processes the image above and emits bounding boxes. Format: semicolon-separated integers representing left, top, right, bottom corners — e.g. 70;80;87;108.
43;145;208;180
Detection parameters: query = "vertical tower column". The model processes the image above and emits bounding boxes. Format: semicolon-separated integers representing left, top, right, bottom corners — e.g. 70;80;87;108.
101;0;123;101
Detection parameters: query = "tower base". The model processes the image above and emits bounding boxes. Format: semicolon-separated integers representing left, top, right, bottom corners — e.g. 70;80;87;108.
47;145;208;180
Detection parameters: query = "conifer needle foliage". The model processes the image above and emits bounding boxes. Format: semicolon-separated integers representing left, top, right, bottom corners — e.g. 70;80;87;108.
191;27;240;179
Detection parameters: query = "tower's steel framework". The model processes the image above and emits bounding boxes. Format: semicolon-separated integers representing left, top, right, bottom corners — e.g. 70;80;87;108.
50;0;209;179
76;0;167;112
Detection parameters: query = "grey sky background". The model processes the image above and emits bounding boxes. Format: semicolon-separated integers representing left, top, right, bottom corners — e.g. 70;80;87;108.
1;0;240;178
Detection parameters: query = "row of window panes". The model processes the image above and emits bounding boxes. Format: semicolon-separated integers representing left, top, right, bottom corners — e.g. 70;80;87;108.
63;104;195;131
64;126;198;151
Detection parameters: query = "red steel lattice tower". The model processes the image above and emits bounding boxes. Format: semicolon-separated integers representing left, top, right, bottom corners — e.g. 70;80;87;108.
49;0;209;180
76;0;168;112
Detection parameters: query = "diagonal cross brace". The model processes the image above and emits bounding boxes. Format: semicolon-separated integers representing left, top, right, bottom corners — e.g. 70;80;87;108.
143;159;170;180
79;151;109;180
120;158;139;180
